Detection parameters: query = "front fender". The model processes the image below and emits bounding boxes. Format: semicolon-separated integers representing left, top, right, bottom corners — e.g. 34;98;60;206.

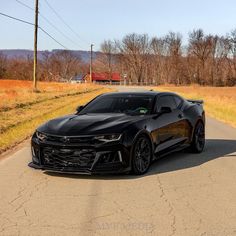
122;125;154;165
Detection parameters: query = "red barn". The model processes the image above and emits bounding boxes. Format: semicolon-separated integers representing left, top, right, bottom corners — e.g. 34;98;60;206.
85;72;121;83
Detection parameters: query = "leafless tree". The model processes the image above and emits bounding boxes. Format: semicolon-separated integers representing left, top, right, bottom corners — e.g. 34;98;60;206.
49;50;82;81
188;29;213;84
100;40;116;82
0;53;7;78
2;29;236;86
115;33;150;84
165;32;183;85
150;37;167;84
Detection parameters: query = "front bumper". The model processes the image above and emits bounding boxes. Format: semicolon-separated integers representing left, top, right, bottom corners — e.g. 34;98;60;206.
30;137;131;175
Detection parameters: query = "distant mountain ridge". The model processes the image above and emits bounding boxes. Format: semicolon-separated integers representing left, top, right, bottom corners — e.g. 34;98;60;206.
0;49;101;63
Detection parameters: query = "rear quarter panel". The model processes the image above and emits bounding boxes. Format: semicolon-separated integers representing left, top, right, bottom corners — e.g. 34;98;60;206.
182;101;205;142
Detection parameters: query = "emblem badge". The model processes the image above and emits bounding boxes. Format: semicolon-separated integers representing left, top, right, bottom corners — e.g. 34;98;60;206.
61;137;70;143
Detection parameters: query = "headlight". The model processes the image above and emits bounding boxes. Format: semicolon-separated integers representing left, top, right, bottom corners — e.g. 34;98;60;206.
94;134;122;142
36;131;47;142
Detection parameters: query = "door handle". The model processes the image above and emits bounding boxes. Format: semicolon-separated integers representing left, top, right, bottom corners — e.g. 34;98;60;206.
178;114;183;119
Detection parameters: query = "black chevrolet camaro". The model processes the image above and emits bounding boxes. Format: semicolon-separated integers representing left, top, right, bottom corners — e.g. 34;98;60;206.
30;91;205;175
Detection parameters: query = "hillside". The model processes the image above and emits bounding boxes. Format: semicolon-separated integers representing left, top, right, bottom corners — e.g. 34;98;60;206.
0;49;101;63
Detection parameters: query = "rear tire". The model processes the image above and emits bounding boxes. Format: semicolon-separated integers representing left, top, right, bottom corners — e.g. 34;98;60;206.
190;121;205;153
131;135;152;175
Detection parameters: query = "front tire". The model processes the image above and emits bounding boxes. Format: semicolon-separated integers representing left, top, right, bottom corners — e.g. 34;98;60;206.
190;121;205;153
131;135;152;175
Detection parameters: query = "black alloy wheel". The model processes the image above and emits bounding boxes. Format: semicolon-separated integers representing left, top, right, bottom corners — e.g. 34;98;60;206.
132;135;152;175
190;121;205;153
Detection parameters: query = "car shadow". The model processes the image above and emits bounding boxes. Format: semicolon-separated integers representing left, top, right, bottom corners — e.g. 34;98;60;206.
44;139;236;180
147;139;236;176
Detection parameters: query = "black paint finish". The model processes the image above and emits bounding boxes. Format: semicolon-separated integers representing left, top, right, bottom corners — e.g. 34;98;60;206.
29;91;205;175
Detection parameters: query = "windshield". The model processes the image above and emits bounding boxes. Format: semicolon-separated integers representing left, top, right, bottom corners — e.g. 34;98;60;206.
80;95;154;115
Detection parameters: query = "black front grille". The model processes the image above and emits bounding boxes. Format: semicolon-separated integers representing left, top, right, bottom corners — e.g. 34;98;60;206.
41;147;96;169
45;135;101;146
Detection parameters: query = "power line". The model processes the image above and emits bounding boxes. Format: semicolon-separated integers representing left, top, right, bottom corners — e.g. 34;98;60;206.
39;27;68;49
15;0;42;12
15;0;34;10
15;0;82;48
43;0;90;46
39;14;81;48
0;11;67;49
0;11;34;26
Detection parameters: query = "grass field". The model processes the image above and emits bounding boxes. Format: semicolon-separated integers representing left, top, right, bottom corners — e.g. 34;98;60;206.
153;85;236;128
0;80;112;153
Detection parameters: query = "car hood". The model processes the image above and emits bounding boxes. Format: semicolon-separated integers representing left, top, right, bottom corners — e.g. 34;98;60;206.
37;113;148;136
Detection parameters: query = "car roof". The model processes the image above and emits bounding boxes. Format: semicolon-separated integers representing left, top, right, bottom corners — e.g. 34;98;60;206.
101;91;180;97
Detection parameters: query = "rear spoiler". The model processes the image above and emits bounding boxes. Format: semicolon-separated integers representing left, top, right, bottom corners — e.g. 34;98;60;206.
187;99;204;104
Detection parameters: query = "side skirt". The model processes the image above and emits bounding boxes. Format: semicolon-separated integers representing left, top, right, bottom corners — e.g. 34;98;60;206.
153;144;190;161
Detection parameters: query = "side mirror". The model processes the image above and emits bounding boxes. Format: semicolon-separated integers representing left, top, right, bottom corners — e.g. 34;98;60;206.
76;105;84;113
159;106;172;114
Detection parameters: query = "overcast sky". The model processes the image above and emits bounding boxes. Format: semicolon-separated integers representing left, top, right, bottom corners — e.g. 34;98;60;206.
1;0;236;51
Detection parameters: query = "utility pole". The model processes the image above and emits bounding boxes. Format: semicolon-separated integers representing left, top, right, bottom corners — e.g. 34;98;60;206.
33;0;39;91
90;44;94;83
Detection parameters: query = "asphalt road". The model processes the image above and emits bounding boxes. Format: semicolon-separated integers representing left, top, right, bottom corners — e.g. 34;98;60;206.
1;86;236;236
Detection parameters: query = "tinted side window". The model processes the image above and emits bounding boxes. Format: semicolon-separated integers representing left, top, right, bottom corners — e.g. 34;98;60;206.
157;96;177;111
173;96;183;108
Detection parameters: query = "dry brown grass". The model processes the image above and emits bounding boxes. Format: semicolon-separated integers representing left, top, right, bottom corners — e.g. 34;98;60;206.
0;80;100;111
153;85;236;128
0;80;112;153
